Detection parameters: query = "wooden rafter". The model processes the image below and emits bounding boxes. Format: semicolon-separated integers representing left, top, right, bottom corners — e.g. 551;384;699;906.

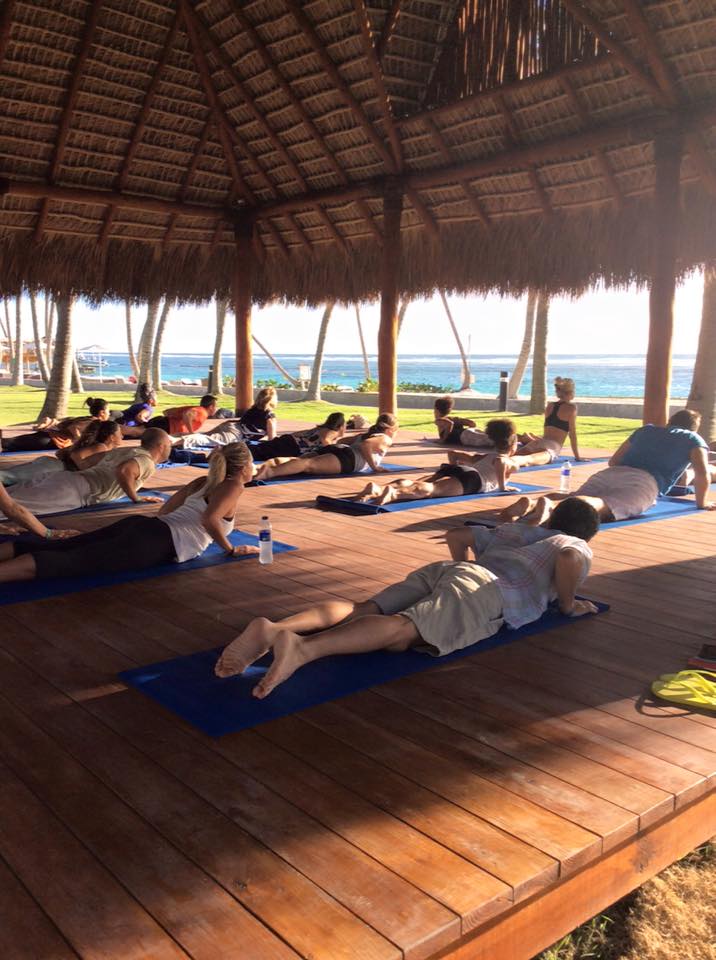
221;0;382;243
561;74;624;209
0;0;17;69
619;0;716;198
162;114;213;248
35;0;103;242
187;1;348;255
377;0;402;62
352;0;403;171
496;93;552;217
100;11;180;247
423;115;490;228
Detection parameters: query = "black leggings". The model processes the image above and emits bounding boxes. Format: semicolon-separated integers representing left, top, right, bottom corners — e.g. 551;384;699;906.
15;516;176;580
2;430;56;452
249;435;301;460
146;415;170;432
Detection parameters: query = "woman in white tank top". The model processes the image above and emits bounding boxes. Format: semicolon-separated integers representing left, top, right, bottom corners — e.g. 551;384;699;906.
0;443;258;585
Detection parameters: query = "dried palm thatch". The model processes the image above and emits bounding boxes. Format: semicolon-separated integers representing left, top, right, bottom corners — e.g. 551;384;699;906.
0;0;715;304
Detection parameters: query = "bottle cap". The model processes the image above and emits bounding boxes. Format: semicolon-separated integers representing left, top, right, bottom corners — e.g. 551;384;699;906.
261;515;268;519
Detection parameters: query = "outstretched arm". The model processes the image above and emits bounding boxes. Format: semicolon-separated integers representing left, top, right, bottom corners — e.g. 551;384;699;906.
568;409;583;460
266;417;277;440
608;437;632;467
690;446;715;509
0;483;52;537
554;548;598;617
115;458;161;503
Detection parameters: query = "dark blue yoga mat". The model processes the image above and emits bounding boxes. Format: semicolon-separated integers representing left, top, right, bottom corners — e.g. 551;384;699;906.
248;462;420;486
465;495;707;530
0;531;297;606
37;491;169;519
120;598;608;736
316;481;548;515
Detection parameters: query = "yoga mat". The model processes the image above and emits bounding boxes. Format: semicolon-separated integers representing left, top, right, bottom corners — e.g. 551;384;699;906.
249;462;420;486
315;481;548;515
0;530;297;606
465;495;707;530
517;456;609;474
120;598;608;736
36;491;169;519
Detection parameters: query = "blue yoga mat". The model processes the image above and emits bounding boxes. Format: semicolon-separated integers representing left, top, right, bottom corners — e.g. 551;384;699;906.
0;531;297;606
120;599;608;736
248;462;420;486
36;491;169;519
315;481;548;515
465;495;706;530
517;456;609;474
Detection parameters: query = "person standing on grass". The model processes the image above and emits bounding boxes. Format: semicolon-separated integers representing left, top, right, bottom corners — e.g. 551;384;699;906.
214;498;599;699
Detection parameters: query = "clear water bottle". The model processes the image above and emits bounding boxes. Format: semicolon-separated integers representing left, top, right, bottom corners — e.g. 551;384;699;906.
258;515;273;565
559;461;572;493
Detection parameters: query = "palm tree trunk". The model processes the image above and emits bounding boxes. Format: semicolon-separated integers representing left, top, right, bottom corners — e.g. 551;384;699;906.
151;297;172;390
0;298;13;366
529;293;550;414
688;266;716;443
211;298;227;394
45;295;55;368
355;305;371;380
37;295;74;421
71;355;84;394
125;301;139;379
10;297;24;386
252;334;301;387
439;291;472;391
136;298;160;396
30;292;51;383
508;290;537;399
305;302;335;401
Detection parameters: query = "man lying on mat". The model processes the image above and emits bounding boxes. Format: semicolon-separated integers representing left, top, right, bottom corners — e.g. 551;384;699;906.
0;428;171;519
214;498;599;699
348;419;520;506
0;443;258;584
0;483;78;540
253;413;398;482
498;408;716;525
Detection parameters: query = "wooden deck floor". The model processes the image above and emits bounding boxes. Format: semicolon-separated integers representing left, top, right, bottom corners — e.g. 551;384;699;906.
1;424;715;960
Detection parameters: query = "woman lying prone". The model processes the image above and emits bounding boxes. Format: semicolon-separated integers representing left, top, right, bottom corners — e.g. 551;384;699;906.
0;442;258;584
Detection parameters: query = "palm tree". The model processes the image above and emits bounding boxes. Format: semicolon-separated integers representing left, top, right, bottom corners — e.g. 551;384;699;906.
439;291;472;391
29;292;51;383
252;333;301;387
688;266;716;442
305;302;335;401
136;298;160;396
355;304;371;380
151;297;172;390
0;298;13;366
508;290;537;399
44;294;55;369
10;297;24;386
529;293;550;414
71;355;84;394
125;301;139;379
211;298;227;394
37;295;74;422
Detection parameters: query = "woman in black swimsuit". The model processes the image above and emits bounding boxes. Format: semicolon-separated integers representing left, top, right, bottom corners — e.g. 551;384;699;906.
517;377;583;463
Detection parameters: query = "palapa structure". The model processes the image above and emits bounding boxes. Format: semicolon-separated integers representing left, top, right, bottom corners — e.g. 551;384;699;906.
0;0;715;417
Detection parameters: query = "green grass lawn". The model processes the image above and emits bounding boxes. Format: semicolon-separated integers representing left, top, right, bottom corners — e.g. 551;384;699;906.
0;385;638;449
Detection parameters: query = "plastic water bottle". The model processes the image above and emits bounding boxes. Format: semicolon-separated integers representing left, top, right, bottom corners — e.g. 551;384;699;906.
259;515;273;565
559;461;572;493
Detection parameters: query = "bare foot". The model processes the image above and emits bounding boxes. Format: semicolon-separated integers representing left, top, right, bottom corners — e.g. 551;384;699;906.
214;617;277;677
499;496;533;522
253;628;307;699
254;463;272;481
355;481;380;502
526;496;553;526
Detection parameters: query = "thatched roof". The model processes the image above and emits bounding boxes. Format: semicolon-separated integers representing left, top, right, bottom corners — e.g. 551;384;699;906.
0;0;715;304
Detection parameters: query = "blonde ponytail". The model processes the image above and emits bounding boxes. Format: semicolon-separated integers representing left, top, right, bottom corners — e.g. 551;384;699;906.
202;441;253;496
554;376;575;400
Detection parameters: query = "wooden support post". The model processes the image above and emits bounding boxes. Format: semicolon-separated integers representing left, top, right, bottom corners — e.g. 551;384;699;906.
378;180;403;415
643;132;683;426
233;215;255;414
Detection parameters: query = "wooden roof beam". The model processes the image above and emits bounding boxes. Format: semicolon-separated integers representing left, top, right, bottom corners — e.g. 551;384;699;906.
561;74;625;209
35;0;103;243
377;0;402;62
221;0;382;243
0;0;17;69
496;94;552;217
423;115;490;228
186;1;347;255
100;11;180;247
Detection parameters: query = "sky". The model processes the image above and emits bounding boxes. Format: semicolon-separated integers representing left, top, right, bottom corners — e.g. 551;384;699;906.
27;269;706;357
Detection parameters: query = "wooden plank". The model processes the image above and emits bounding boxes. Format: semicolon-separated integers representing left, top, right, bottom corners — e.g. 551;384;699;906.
0;855;80;960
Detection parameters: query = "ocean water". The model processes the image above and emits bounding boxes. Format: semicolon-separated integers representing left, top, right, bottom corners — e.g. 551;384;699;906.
84;353;696;399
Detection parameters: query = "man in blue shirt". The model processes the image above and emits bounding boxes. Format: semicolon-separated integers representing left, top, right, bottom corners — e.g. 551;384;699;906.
500;409;714;524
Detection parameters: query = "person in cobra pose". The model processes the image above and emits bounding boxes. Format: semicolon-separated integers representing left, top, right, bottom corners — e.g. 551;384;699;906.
176;412;346;461
516;377;584;463
1;396;110;453
432;397;493;448
0;482;79;540
254;414;398;481
348;419;520;506
0;442;259;584
0;420;123;487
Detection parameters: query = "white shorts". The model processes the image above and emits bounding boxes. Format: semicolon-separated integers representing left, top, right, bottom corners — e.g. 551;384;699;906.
460;428;493;449
577;466;658;521
518;437;562;461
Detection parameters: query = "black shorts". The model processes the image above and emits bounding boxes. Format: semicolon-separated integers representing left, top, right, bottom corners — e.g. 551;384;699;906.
316;444;356;474
432;463;483;495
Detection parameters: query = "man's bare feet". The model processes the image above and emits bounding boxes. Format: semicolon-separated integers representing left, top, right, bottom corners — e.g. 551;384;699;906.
254;463;272;481
253;628;307;699
214;617;277;677
498;496;534;522
355;481;380;502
